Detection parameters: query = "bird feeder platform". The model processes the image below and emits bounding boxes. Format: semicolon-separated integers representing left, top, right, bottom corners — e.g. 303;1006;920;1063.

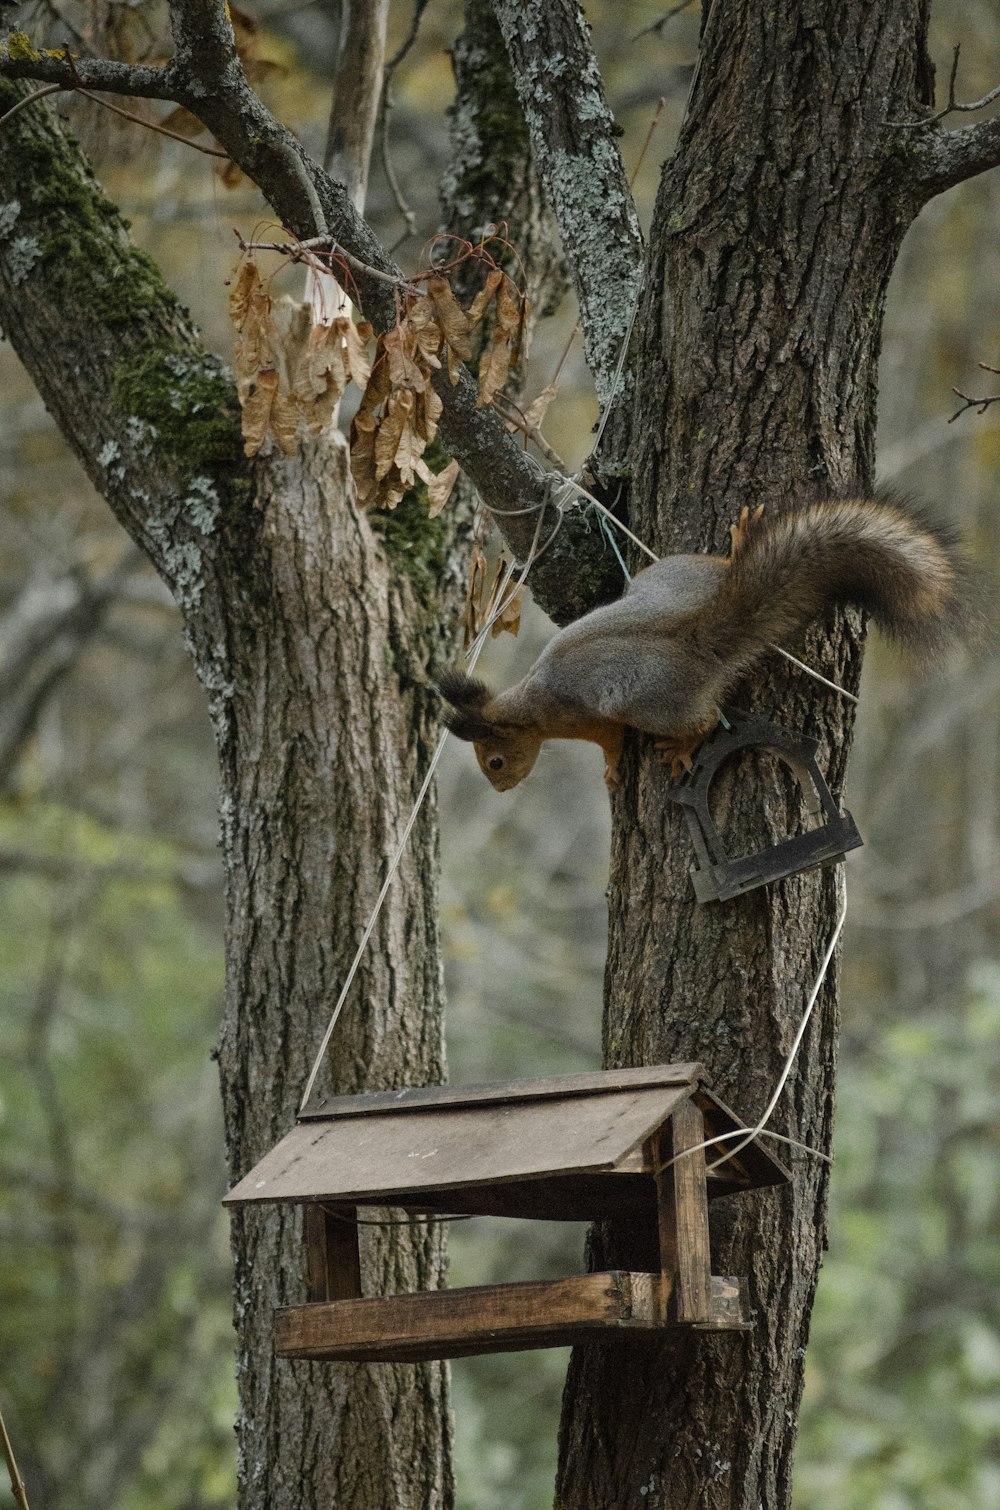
224;1063;789;1363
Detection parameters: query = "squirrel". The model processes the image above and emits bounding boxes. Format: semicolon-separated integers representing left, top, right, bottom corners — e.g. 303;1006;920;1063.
439;494;969;792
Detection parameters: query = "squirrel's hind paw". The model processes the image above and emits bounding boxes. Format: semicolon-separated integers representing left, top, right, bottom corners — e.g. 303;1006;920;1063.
729;503;765;557
654;730;706;779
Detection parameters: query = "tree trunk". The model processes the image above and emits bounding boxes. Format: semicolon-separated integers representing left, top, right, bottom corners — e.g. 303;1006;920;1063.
557;5;936;1506
0;80;459;1510
216;438;457;1510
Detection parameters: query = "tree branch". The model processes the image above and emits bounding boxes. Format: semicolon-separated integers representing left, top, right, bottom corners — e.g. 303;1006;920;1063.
894;42;1000;204
488;0;644;409
906;112;1000;199
0;10;617;622
0;39;178;99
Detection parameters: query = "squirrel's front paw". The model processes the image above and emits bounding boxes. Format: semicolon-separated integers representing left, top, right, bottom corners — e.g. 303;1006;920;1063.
603;762;621;791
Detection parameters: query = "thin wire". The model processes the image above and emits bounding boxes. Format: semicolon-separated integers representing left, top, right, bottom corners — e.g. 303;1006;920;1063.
590;273;643;459
299;516;543;1113
658;887;847;1176
706;887;846;1172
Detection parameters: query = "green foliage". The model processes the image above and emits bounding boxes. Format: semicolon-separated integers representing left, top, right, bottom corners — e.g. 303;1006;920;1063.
0;801;234;1510
795;978;1000;1509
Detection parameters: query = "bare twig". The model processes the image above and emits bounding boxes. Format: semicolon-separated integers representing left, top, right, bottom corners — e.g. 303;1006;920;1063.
0;80;63;125
491;392;567;469
631;1;698;45
0;1404;31;1510
378;0;429;245
892;43;1000;128
73;87;229;156
235;231;420;294
949;363;1000;422
0;44;177;99
0;61;227;156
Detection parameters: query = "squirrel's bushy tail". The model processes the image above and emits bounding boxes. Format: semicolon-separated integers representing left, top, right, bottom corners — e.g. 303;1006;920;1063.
707;492;969;674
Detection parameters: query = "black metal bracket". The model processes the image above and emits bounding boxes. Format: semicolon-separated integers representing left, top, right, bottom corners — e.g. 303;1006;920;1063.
665;710;862;904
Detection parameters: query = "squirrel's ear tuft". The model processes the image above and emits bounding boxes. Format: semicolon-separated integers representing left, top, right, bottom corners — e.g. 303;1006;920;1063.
442;709;497;742
437;670;493;712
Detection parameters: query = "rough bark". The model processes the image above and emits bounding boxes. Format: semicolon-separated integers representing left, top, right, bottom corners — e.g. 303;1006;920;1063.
217;438;456;1510
555;5;942;1508
0;80;456;1510
488;0;642;409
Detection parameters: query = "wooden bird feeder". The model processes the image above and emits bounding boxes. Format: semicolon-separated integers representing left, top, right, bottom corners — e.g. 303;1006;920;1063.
224;1063;789;1363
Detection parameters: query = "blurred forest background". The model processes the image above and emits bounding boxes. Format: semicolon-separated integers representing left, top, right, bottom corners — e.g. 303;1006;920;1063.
1;2;999;1507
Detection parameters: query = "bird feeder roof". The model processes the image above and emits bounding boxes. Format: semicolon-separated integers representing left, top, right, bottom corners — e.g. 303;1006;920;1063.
224;1063;789;1222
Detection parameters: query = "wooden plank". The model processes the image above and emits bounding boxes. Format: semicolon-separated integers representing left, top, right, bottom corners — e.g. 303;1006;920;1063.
303;1205;361;1303
696;1088;791;1191
226;1084;694;1208
652;1100;712;1324
696;1276;749;1332
274;1271;673;1363
299;1064;705;1120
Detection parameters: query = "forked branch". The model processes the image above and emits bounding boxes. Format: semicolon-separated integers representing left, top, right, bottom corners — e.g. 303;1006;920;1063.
0;5;617;622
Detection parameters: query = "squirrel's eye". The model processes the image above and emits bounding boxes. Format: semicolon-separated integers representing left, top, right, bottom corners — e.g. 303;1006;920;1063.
488;756;504;772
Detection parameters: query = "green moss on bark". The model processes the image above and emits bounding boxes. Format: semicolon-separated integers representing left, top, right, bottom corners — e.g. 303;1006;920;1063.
372;441;453;614
0;79;179;329
114;348;243;478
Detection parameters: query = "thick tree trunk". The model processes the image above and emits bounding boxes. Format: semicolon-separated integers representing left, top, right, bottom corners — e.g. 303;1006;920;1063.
0;81;459;1510
556;5;935;1507
216;438;456;1510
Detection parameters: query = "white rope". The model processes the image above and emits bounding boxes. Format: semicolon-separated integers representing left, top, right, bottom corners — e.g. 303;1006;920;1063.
658;885;848;1175
298;518;543;1114
706;885;846;1171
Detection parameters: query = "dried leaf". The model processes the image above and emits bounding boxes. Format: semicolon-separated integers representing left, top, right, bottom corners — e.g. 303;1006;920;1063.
215;158;245;191
394;395;424;486
159;104;206;139
241;368;279;456
491;585;524;639
406;296;443;369
294;321;347;406
414;382;443;445
230;4;288;84
350;408;378;504
496;275;522;332
374;390;412;481
463;541;488;648
476;328;513;408
229;259;262;328
270;389;302;455
384;325;427;392
427;277;472;363
339;318;373;389
466;269;504;331
270;298;313;394
359;354;392;413
446;341;464;385
424;458;460;518
521;383;558;433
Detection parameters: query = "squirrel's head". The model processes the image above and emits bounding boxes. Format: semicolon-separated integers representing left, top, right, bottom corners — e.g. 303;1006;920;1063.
437;671;541;792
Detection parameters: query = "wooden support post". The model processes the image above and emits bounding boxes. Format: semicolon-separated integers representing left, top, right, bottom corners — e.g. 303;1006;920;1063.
651;1098;712;1324
303;1204;362;1303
